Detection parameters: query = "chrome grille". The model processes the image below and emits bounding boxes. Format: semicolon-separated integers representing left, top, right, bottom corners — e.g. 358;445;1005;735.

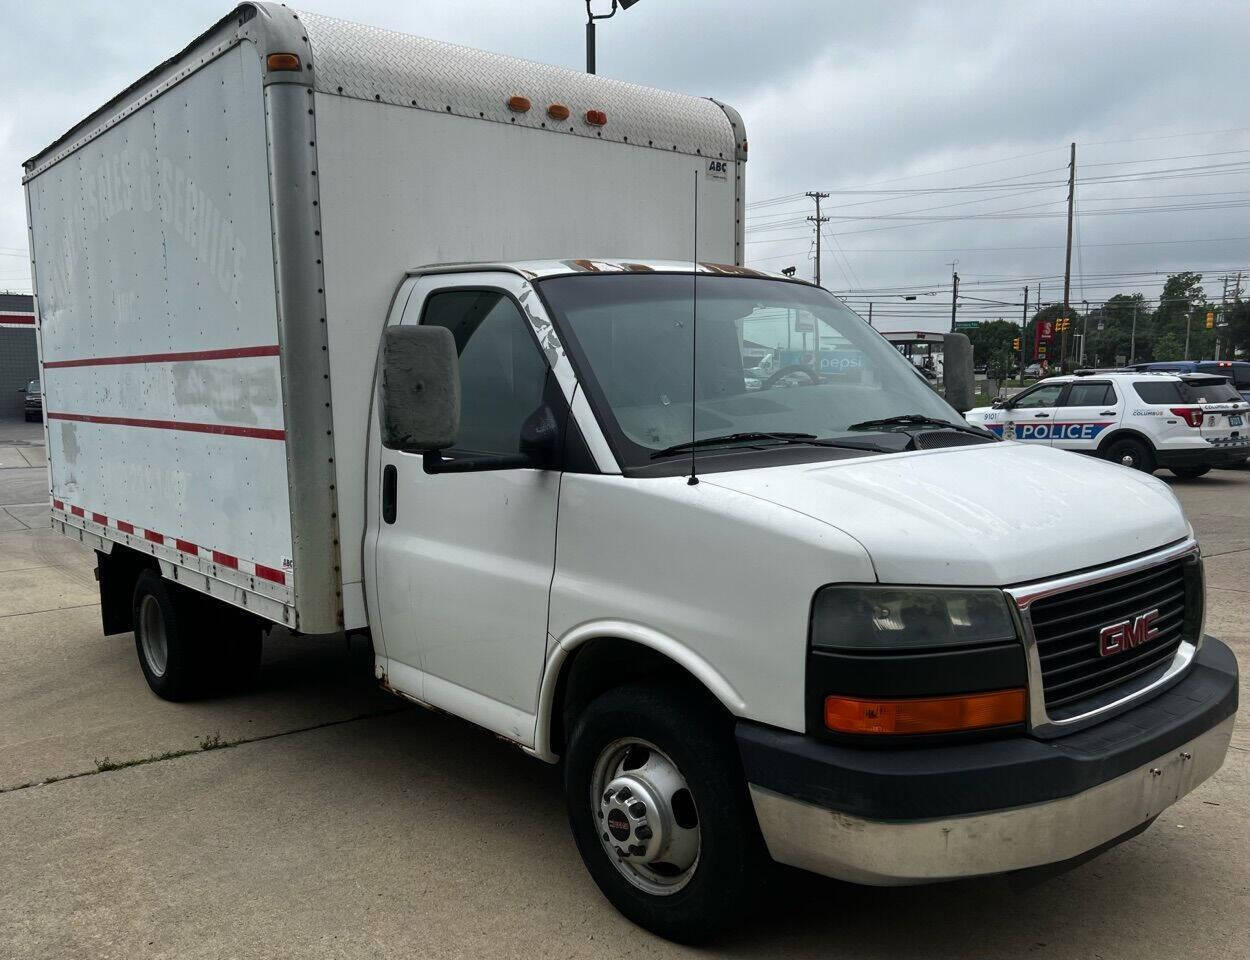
1027;558;1195;712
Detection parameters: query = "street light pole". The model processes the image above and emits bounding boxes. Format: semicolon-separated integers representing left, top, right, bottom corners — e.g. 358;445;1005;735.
585;0;641;74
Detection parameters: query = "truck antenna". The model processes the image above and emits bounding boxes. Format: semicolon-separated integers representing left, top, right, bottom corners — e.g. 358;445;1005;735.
688;169;699;486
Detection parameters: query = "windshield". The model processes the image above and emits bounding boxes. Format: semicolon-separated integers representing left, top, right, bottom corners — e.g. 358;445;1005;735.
538;273;964;467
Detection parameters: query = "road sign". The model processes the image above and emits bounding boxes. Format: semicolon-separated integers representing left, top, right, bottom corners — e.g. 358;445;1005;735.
954;320;979;332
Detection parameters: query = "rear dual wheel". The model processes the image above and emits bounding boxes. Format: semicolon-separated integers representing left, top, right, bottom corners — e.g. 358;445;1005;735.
564;682;766;944
132;571;263;701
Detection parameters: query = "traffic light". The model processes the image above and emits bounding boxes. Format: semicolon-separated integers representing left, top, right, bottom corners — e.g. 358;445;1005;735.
1013;338;1021;350
1206;311;1214;329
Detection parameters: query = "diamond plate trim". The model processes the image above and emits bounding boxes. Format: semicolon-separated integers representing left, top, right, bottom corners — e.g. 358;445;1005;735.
296;8;736;160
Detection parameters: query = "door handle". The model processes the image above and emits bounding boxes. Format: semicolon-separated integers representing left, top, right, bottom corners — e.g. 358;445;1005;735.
1099;410;1116;415
382;464;398;524
1033;413;1050;418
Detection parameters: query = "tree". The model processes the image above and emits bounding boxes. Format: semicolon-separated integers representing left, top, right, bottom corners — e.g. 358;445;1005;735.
965;319;1020;374
1224;298;1249;358
1151;332;1184;362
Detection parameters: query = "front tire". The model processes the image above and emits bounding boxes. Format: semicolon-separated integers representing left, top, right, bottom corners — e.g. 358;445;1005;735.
563;682;766;944
1104;437;1156;473
1170;465;1211;479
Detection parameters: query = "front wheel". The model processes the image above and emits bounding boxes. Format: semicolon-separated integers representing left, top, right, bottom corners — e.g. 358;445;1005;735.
563;682;766;944
1170;465;1211;479
1103;437;1156;473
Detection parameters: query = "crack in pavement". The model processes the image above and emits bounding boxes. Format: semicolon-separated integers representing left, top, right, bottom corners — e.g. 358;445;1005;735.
0;704;414;795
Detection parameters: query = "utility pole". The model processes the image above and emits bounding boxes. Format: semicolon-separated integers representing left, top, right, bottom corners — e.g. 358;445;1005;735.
1020;285;1029;383
867;302;873;327
805;192;830;287
1183;305;1192;360
948;260;960;333
1129;301;1138;364
1060;142;1076;369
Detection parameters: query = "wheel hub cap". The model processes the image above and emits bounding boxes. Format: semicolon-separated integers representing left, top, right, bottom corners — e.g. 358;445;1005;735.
592;739;700;895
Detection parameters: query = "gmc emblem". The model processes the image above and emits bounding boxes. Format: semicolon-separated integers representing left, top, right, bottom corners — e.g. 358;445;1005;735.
1099;609;1161;657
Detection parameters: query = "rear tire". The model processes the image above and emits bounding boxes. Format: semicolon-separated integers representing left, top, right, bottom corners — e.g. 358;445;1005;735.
1170;465;1211;479
563;682;766;944
1104;437;1156;473
132;571;205;701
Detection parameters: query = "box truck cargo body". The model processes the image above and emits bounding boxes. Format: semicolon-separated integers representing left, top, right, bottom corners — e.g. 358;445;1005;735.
24;2;744;633
23;4;1237;945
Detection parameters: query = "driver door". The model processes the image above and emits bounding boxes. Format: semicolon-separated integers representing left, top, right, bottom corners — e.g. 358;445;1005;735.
1003;382;1065;443
371;276;562;742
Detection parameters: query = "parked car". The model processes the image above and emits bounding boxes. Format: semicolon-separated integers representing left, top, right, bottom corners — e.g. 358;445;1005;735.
1130;360;1250;402
966;370;1249;477
21;379;41;422
1023;362;1043;377
23;4;1240;943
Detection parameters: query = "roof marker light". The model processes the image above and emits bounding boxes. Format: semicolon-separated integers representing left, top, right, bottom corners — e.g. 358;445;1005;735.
507;95;532;113
547;103;571;121
585;109;608;127
266;53;302;72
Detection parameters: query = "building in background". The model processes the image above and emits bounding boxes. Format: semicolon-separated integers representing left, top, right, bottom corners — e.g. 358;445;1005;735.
1;293;38;420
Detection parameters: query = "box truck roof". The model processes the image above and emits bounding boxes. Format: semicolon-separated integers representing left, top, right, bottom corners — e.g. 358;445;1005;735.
25;2;745;179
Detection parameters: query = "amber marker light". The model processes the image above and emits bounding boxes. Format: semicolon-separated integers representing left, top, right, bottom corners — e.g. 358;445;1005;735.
585;109;608;126
547;103;571;121
507;95;532;113
824;689;1026;735
266;53;302;72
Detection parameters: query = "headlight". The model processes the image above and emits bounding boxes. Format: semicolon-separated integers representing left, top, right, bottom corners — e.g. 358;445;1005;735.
811;585;1017;651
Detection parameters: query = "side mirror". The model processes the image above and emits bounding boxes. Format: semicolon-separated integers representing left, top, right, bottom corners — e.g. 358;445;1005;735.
519;403;562;468
991;398;1006;409
379;325;460;453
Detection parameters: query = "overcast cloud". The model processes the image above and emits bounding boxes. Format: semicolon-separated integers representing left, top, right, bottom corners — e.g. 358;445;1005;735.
1;0;1246;329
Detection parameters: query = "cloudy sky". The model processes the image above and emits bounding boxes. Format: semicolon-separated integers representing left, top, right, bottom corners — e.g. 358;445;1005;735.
1;0;1246;330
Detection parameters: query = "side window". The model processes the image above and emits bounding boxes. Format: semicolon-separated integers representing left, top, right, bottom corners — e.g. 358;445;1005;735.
1133;381;1184;405
1064;382;1113;407
1012;384;1064;409
420;290;549;459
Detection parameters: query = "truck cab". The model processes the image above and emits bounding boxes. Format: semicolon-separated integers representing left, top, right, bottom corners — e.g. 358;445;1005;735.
366;260;1237;940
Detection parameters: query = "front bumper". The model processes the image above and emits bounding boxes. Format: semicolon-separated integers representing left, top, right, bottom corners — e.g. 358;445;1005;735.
738;637;1238;885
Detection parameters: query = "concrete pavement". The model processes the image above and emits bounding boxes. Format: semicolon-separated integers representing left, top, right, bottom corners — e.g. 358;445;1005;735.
1;419;1246;958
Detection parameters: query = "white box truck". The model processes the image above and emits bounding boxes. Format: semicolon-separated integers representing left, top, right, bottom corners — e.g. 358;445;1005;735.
24;4;1237;943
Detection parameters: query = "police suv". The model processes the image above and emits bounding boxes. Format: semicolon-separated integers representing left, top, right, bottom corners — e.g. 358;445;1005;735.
966;370;1250;478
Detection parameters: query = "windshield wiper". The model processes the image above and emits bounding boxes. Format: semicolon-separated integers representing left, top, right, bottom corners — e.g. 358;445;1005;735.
651;431;889;459
847;413;992;437
651;432;817;458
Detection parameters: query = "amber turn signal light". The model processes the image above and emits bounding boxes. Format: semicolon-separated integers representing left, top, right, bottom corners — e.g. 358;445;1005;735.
266;52;302;72
547;103;571;121
507;95;532;113
824;689;1026;735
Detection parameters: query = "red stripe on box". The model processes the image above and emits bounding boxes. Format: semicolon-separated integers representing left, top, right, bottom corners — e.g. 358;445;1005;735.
52;499;64;510
175;539;198;554
117;521;135;534
92;512;107;524
212;551;238;569
70;505;84;517
255;563;286;585
144;529;164;544
43;344;280;369
46;412;285;441
0;313;35;325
